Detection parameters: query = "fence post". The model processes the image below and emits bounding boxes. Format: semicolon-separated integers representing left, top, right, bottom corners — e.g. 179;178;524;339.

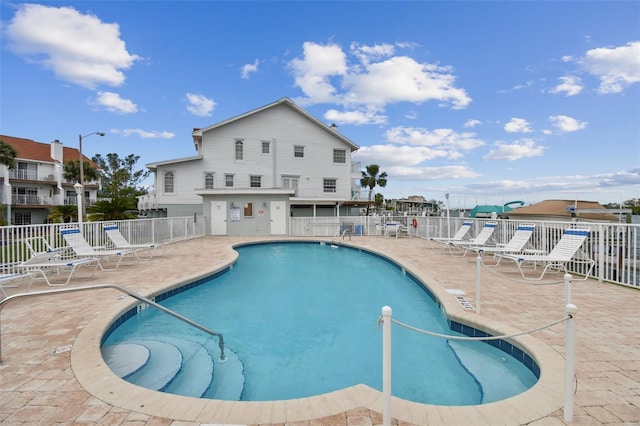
382;306;392;426
476;256;482;314
564;303;578;422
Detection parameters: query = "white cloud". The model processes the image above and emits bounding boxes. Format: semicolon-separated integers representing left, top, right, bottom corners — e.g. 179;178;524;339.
94;91;138;114
464;119;481;128
386;165;480;181
324;108;387;125
111;129;175;139
504;118;532;133
241;59;259;79
4;4;140;89
484;139;546;161
549;76;583;96
385;126;485;151
581;41;640;94
289;42;347;103
186;93;216;117
289;41;471;110
353;144;454;166
548;115;587;132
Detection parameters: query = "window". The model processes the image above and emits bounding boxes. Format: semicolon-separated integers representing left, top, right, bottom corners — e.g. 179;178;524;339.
261;141;270;154
323;178;337;193
235;140;244;161
244;202;253;217
204;172;214;189
164;171;174;194
250;175;262;188
294;145;304;158
13;211;31;225
282;176;299;196
225;174;234;187
333;149;346;164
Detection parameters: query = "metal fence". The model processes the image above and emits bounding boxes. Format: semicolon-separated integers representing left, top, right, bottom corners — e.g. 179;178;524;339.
0;216;205;273
289;215;640;289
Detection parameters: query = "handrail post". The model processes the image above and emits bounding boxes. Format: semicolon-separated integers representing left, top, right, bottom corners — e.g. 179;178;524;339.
564;303;578;422
382;306;392;426
564;273;572;305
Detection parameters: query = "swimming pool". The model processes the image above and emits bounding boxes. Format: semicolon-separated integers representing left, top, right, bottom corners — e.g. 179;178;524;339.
102;241;537;405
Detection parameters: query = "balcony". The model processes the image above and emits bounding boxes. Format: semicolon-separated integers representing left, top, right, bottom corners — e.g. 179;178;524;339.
12;194;47;206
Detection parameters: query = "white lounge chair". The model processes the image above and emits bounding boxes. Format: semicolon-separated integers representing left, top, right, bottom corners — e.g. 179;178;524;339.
445;222;498;257
103;225;167;260
495;227;594;280
18;251;99;287
61;228;138;271
466;223;536;264
385;221;408;238
429;220;474;249
0;272;35;297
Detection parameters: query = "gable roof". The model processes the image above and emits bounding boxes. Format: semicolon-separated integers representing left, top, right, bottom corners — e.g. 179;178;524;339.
0;134;97;166
507;199;619;222
192;98;360;151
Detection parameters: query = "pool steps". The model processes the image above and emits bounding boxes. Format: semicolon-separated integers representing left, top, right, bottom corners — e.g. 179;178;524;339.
102;338;244;400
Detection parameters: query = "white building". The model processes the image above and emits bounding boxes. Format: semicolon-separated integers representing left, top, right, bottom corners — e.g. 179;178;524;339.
0;135;100;225
139;98;370;236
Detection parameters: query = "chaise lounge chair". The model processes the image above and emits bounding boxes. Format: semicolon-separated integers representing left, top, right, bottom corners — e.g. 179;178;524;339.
445;222;498;257
428;220;474;249
61;228;139;271
103;225;167;260
17;251;99;288
0;272;35;297
495;227;594;280
465;223;536;264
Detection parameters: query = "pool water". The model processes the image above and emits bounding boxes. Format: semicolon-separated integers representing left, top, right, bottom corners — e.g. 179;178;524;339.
103;242;537;405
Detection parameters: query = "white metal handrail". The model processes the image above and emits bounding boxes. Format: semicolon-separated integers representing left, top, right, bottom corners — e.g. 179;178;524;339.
0;283;225;363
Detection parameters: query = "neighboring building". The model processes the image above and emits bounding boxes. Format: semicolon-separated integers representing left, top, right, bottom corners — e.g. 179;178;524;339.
138;98;369;236
0;135;100;225
389;195;439;216
506;199;620;223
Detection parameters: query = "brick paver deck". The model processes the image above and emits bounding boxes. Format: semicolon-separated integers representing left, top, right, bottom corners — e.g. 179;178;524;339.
0;236;638;425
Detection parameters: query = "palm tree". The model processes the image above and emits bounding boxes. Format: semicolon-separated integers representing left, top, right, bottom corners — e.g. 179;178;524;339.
360;164;388;216
87;197;138;221
48;205;78;223
0;140;18;170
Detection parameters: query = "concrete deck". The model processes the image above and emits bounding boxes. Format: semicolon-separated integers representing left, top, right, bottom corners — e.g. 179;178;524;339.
0;236;638;425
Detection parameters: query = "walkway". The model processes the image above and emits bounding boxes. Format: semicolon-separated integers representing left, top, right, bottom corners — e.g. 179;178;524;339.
0;236;638;425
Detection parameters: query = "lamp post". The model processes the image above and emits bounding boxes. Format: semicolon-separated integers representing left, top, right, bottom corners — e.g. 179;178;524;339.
445;193;451;238
78;131;105;215
74;182;83;228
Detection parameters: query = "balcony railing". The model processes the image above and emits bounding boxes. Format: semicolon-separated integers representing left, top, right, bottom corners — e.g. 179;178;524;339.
12;195;44;206
9;170;38;180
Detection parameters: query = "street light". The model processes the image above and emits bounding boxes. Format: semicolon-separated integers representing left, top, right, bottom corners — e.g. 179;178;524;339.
78;131;105;216
74;182;83;228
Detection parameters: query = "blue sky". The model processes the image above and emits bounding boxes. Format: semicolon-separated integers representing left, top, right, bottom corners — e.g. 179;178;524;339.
1;1;639;208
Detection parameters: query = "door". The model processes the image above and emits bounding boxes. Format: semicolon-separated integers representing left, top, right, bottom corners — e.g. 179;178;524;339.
270;201;287;235
211;201;227;235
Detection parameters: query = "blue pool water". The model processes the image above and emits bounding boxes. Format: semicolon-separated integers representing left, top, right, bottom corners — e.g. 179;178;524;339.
103;242;537;405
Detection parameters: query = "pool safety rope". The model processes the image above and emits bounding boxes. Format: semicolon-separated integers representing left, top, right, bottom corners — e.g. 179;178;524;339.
377;304;578;426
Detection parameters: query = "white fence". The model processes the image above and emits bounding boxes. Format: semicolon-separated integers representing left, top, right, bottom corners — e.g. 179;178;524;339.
0;216;205;273
289;215;640;289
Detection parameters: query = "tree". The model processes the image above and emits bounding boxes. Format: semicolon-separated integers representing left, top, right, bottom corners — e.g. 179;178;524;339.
360;164;387;216
87;197;138;221
92;153;150;199
48;205;78;223
374;193;385;210
63;159;100;183
0;140;18;170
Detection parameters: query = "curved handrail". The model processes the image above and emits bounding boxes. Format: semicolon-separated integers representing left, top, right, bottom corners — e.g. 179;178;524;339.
0;283;225;363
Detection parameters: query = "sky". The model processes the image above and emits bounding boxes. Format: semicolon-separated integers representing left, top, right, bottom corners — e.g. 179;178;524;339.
1;1;639;209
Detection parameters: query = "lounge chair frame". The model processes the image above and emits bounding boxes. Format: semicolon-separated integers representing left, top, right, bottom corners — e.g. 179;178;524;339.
61;228;138;271
103;225;167;260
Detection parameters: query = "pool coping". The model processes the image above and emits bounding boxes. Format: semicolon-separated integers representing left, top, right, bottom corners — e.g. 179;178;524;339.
71;238;566;424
